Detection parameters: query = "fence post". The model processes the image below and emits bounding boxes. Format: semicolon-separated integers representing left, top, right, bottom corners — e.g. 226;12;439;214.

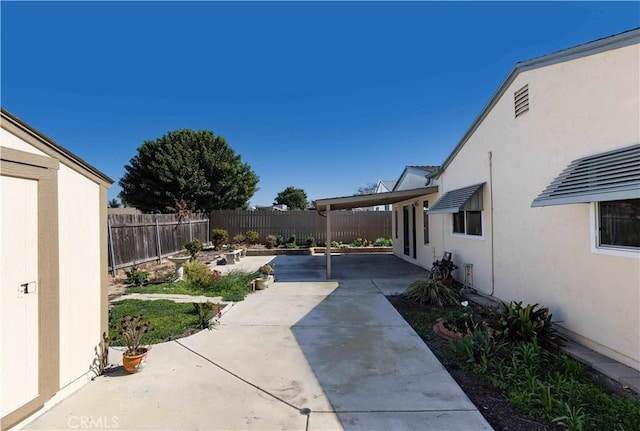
189;219;193;242
155;218;162;263
207;217;210;245
108;217;117;277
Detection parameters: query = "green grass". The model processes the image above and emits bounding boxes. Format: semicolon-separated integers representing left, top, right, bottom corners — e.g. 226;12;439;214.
129;270;257;301
109;299;214;345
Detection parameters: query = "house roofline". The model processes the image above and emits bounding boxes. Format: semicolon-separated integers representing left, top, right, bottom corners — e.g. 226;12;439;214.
439;27;640;173
1;107;114;185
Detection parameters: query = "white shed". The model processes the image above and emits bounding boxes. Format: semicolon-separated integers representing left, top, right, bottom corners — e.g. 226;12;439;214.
1;108;112;429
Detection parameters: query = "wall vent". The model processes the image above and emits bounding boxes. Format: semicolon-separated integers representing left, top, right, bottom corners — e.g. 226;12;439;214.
514;84;529;118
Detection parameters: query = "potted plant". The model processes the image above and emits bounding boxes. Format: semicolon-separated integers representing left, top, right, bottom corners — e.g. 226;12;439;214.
112;314;152;373
255;264;274;290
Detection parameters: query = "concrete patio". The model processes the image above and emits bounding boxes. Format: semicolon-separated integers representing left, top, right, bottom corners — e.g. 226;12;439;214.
20;254;492;430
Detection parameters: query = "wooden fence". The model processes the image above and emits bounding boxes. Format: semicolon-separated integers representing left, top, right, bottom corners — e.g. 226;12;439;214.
210;210;391;245
108;213;210;274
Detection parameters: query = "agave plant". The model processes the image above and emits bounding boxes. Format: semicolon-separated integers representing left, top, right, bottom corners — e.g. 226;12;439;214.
402;278;459;307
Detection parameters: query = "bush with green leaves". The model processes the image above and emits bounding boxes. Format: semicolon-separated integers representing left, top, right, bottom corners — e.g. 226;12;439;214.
471;341;640;430
350;237;371;247
266;234;277;249
245;230;259;244
305;236;316;247
192;301;219;330
402;278;459;307
276;234;285;246
450;328;501;365
184;238;202;261
286;234;296;245
210;228;229;250
444;303;482;334
232;234;246;244
484;301;565;350
183;261;212;288
125;267;149;286
373;237;393;247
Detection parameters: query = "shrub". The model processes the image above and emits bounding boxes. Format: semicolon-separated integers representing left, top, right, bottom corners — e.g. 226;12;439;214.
444;303;482;334
245;230;259;244
485;301;565;350
374;237;393;247
184;261;212;288
403;278;459;307
210;228;229;250
276;234;285;247
125;267;149;286
305;236;316;247
232;234;246;244
266;234;277;249
351;237;370;247
184;238;202;261
286;234;296;245
285;242;299;249
192;301;219;330
450;328;500;365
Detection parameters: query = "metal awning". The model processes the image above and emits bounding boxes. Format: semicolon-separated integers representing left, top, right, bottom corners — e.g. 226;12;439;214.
428;183;485;214
313;186;438;212
532;144;640;207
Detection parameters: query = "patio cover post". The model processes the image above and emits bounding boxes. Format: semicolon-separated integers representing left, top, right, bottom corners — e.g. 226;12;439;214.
325;204;331;279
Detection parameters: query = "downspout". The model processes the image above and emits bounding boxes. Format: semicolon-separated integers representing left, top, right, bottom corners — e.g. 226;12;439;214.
489;151;495;296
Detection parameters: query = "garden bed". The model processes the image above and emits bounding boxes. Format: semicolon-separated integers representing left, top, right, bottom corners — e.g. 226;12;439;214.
387;295;640;431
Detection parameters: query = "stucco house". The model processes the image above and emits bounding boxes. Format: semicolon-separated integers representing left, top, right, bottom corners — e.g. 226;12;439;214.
389;28;640;371
1;109;112;429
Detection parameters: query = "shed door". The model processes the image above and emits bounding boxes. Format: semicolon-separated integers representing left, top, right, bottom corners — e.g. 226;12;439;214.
1;175;40;416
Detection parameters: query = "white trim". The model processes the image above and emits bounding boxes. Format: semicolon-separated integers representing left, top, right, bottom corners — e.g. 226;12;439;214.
590;202;640;259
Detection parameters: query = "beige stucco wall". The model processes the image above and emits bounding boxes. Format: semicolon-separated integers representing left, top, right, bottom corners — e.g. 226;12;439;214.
1;128;48;156
392;192;441;269
2;124;106;392
419;42;640;369
57;164;102;386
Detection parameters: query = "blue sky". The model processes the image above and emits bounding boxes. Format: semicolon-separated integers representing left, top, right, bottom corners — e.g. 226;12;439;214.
2;1;639;207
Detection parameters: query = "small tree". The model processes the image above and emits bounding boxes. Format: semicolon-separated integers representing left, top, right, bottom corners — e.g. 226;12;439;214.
108;198;121;208
274;186;308;210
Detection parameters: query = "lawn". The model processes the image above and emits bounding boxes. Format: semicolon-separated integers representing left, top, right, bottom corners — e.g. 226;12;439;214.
109;299;218;346
128;269;257;302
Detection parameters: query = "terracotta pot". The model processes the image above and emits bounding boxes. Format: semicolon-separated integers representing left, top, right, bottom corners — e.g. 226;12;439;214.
122;347;149;373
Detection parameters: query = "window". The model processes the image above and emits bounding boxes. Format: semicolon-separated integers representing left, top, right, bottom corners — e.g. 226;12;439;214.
453;210;482;236
598;199;640;250
394;206;398;239
423;200;429;244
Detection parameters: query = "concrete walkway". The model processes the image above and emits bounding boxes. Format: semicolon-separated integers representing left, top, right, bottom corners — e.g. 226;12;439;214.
23;255;492;431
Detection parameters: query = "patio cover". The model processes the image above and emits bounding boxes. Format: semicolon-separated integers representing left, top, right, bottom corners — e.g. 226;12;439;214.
312;186;438;279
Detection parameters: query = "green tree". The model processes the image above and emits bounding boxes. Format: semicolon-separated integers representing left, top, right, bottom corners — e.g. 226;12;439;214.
119;129;259;213
274;186;308;210
108;198;121;208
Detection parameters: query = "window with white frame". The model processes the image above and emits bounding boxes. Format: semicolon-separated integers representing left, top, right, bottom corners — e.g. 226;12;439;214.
423;200;429;244
597;199;640;250
452;210;482;236
452;187;483;236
